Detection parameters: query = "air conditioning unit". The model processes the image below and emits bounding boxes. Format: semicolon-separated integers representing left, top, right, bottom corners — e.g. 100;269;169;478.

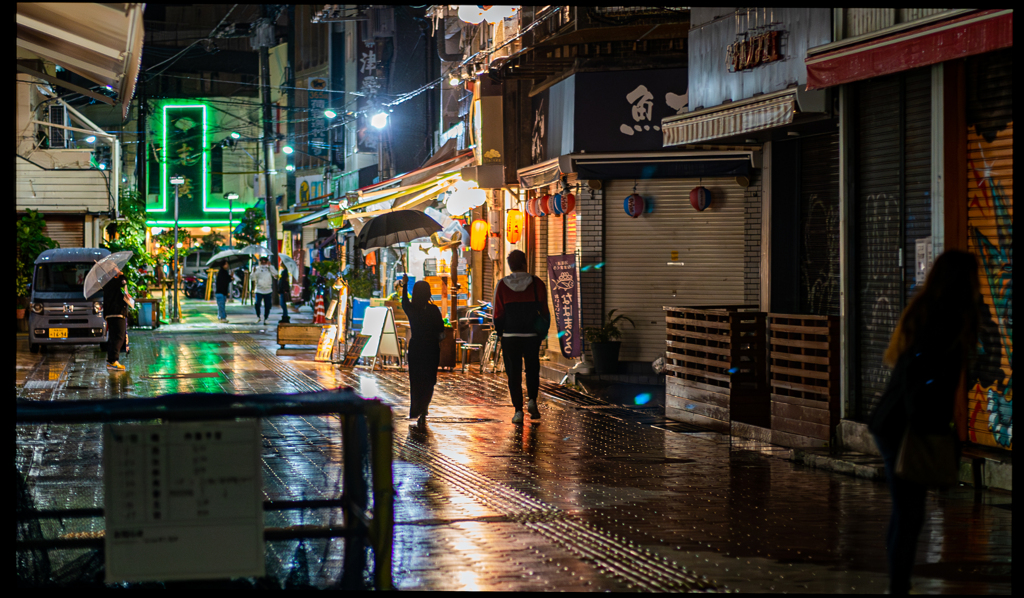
48;104;70;149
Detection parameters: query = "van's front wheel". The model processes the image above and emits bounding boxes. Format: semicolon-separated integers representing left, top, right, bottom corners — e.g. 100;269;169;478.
29;342;40;354
99;342;108;352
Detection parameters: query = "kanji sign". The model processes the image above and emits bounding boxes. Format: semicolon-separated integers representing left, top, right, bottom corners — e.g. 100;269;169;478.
547;254;581;358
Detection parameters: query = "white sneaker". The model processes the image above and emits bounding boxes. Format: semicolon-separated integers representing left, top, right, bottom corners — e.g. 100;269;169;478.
511;411;524;424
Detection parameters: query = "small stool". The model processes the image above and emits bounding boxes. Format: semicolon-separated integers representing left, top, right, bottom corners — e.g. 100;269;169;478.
459;343;484;373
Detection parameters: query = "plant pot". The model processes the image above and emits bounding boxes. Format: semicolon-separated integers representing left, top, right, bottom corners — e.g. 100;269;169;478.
17;308;26;320
590;341;621;374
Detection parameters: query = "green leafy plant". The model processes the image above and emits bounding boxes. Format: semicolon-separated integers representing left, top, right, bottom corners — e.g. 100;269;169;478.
342;267;376;299
583;309;635;344
234;207;267;247
199;230;225;253
102;188;156;302
17;209;59;299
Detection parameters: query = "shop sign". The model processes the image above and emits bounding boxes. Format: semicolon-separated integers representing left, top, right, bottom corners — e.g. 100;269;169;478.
547;254;581;358
296;174;328;211
727;30;783;72
308;77;329;157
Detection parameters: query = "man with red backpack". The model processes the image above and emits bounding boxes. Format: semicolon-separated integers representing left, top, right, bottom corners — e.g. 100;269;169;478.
493;250;550;424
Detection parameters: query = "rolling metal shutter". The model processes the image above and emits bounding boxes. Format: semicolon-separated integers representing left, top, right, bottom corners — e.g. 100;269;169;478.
42;214;85;248
605;178;746;363
965;49;1012;450
853;68;932;422
799;133;841;316
854;75;902;422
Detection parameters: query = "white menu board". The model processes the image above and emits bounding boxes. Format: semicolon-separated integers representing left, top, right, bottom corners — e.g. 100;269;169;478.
103;420;265;583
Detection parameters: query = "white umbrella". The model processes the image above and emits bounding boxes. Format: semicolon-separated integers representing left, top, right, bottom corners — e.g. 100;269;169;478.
83;251;133;299
279;254;299;280
207;248;246;266
240;244;270;257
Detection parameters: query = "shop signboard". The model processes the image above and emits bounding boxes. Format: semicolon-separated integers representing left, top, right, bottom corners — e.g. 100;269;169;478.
296;174;328;211
547;254;581;358
308;77;329;158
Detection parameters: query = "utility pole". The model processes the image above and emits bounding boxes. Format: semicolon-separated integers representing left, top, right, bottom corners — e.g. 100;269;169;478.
259;5;280;308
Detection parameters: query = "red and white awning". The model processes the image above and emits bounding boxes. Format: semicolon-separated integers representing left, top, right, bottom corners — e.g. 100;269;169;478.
805;9;1012;90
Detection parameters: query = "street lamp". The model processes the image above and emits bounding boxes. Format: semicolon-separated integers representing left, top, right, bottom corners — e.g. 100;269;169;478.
225;192;239;248
324;109;337;119
371;112;388;129
170;175;185;323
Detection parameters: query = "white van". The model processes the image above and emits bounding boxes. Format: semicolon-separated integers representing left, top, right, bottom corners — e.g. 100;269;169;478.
28;248;111;353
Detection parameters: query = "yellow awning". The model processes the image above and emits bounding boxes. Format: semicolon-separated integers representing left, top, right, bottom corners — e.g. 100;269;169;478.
341;178;458;222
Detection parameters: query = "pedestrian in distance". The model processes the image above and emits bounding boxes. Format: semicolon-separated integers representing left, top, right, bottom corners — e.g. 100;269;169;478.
102;267;131;371
215;260;231;322
493;249;550;424
868;249;981;595
252;256;276;325
401;274;445;427
278;264;291;323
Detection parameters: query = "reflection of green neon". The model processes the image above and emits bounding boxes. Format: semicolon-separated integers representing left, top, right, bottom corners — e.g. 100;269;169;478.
147;220;239;226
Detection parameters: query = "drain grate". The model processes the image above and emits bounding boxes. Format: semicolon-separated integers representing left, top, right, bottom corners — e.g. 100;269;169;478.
421;417;500;424
23;380;58;389
142;372;221;379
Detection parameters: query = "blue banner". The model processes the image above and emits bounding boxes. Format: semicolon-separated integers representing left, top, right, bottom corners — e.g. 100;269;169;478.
547;254;581;358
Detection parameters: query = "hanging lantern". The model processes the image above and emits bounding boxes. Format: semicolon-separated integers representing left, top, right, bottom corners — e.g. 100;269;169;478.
550;193;563;216
470;219;490;251
624;193;645;218
524;197;535;217
506;209;524;243
538;193;551;216
560;192;576;215
690;186;712;211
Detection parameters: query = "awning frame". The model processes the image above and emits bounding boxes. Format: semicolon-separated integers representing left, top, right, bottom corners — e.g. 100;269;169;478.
661;89;797;147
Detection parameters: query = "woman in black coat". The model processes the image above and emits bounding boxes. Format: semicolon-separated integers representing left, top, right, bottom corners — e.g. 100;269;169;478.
401;275;444;426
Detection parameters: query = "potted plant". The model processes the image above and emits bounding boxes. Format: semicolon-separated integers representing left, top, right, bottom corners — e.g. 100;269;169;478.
583;309;635;374
17;209;59;325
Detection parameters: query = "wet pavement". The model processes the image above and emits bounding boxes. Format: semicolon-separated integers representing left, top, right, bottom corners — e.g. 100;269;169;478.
15;297;1012;592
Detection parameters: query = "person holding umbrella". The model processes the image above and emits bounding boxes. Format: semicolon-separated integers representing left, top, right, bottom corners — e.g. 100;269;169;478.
215;261;231;322
278;263;291;323
252;256;277;324
84;251;134;371
401;273;445;426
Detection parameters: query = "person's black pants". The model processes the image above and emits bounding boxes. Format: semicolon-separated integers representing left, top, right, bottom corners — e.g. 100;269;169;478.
407;341;440;418
874;433;928;595
106;316;126;364
279;294;290;322
500;335;542;412
254;292;272;320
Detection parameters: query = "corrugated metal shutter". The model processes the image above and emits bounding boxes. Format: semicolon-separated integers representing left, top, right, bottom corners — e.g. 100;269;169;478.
853;67;933;422
903;68;932;303
965;48;1012;450
799;133;841;316
605;178;746;363
854;75;902;421
42;214;85;248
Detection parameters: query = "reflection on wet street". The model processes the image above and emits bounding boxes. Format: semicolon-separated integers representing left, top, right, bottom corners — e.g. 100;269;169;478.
15;301;1011;592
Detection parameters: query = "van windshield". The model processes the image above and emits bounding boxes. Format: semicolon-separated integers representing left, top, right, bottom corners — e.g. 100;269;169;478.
34;262;95;293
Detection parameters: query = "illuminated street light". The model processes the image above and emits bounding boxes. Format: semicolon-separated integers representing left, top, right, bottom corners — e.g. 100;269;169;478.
85;135;96;143
282;145;294;154
371;112;388;129
98;163;107;170
324;109;337;119
230;131;241;139
285;164;295;172
449;75;460;86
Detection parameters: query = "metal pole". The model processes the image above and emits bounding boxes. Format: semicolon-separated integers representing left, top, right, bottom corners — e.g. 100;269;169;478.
259;7;280;309
228;197;233;248
172;184;180;323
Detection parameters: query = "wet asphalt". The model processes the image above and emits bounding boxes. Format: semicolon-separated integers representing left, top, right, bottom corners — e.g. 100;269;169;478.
15;297;1011;592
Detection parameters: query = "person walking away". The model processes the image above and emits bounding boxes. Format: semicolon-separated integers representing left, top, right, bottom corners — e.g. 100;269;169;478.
102;267;130;371
868;249;981;595
215;261;231;322
278;265;291;323
493;249;550;424
401;275;444;426
252;256;276;325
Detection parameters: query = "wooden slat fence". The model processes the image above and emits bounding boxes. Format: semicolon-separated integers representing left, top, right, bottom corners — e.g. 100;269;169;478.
664;306;768;433
768;314;840;448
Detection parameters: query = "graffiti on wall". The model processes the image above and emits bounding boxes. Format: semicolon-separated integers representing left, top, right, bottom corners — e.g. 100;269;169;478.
801;193;840;316
967;126;1013;450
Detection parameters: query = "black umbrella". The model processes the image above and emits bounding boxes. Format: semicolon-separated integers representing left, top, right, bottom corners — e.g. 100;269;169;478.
356;210;443;250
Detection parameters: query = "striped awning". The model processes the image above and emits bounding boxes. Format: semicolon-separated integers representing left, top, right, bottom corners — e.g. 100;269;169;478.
662;90;796;147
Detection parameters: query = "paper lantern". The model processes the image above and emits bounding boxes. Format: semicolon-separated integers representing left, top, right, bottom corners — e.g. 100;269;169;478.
560;192;576;215
624;193;645;218
470;219;490;251
524;197;535;216
506;209;524;243
538;193;551;216
690;186;712;211
550;193;563;216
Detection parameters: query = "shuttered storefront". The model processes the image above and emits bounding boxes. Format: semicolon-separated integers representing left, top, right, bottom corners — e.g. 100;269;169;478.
42;214;85;248
799;133;841;316
853;68;932;421
965;48;1013;450
604;178;746;363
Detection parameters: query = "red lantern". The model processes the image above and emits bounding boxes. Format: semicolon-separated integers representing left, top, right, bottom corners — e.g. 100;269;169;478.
538;193;551;216
560;192;576;215
689;186;712;211
550;193;563;216
470;219;490;251
624;193;645;218
525;197;536;216
506;209;524;243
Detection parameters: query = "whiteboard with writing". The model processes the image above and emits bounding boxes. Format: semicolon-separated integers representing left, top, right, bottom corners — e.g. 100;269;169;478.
359;306;401;359
103;420;264;582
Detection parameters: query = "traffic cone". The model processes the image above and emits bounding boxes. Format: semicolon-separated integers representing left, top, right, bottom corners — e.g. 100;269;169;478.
314;294;326;324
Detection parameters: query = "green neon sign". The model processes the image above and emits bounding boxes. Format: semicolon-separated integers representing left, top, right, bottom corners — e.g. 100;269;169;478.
154;104;208;214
